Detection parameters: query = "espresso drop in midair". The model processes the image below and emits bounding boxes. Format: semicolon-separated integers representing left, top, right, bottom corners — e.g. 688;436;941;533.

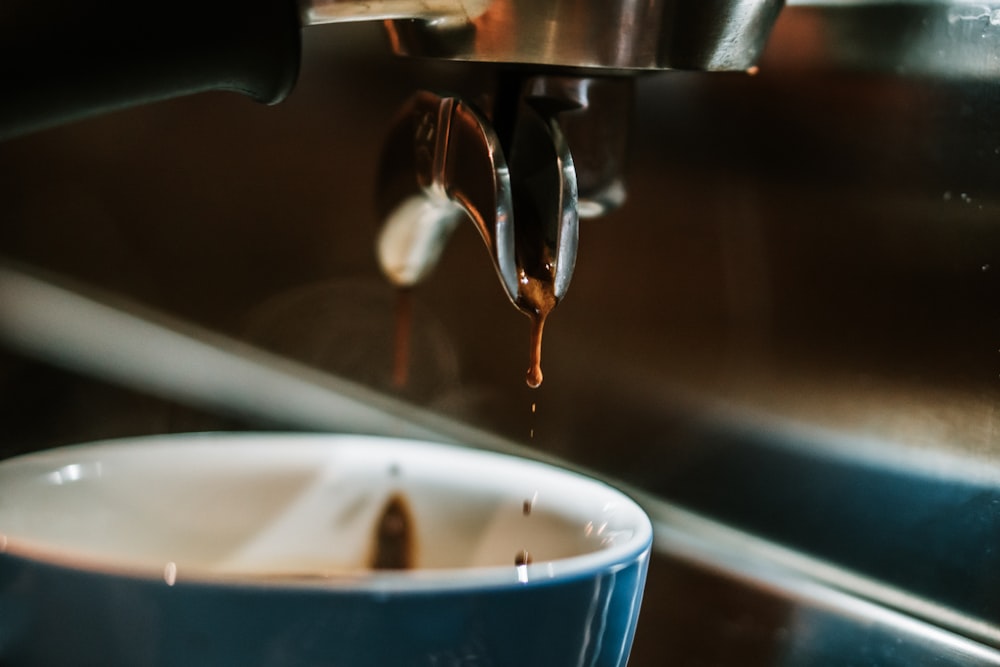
526;313;546;389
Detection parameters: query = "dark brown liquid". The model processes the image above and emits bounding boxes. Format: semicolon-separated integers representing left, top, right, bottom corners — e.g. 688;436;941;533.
391;288;413;390
526;312;546;389
516;266;557;389
370;493;415;570
515;549;533;566
508;100;563;390
522;498;533;516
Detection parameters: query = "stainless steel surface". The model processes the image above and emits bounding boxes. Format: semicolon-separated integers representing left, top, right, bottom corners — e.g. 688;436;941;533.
530;77;633;218
300;0;783;71
603;385;1000;648
382;0;785;71
376;84;579;307
300;0;1000;77
504;78;579;303
301;0;474;24
780;0;1000;78
641;499;1000;666
638;542;1000;666
0;263;449;442
0;260;581;466
376;91;519;297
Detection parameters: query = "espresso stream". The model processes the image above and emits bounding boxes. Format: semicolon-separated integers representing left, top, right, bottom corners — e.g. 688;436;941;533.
391;270;556;389
517;270;557;389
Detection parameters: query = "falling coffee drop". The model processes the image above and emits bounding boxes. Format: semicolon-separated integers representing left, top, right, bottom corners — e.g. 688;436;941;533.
515;250;558;390
370;493;415;570
526;313;547;389
504;90;571;391
515;549;533;566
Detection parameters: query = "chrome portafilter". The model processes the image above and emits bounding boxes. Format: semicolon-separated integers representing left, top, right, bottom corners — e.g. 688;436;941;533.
374;78;593;387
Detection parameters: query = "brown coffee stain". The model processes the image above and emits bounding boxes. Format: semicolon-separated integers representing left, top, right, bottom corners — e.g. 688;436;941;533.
370;493;415;570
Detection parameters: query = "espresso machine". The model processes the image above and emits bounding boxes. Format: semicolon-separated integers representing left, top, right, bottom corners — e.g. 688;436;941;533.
2;0;1000;664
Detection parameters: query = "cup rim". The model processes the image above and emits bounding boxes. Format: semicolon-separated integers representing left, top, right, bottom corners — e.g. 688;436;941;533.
0;433;653;592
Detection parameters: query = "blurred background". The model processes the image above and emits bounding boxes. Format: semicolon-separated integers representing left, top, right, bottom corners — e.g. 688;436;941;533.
2;4;1000;664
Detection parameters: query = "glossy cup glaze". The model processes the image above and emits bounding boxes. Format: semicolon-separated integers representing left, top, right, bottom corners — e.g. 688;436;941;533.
0;433;652;666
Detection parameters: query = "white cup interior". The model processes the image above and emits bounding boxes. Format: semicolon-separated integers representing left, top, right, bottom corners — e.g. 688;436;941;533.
0;434;651;587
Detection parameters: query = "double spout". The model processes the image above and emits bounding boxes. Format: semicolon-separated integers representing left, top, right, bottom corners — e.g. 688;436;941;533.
1;0;785;388
361;0;783;387
376;77;631;387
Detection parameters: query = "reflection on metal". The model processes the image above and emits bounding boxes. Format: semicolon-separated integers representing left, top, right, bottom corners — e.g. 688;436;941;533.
382;0;785;71
642;517;1000;665
298;0;784;72
523;76;633;219
639;492;1000;655
301;0;474;24
0;261;574;469
300;0;1000;78
376;91;519;298
375;84;579;309
637;414;1000;643
770;2;1000;79
0;262;451;443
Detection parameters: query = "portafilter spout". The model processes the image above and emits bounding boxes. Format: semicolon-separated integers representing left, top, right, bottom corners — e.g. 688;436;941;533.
376;78;587;387
367;1;785;390
375;90;522;300
3;0;784;388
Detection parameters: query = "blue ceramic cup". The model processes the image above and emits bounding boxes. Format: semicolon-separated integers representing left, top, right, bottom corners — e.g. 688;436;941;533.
0;433;652;666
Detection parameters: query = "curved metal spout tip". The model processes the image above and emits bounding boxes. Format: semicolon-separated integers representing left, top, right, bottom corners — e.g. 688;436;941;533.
374;89;579;311
374;87;585;389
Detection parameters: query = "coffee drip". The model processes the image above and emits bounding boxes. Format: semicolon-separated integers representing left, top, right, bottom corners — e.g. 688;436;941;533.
377;82;580;389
